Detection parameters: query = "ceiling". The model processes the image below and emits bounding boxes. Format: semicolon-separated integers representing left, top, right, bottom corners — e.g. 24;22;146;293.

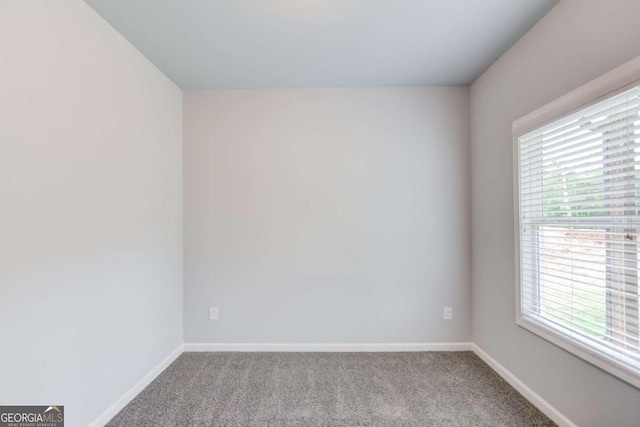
85;0;558;90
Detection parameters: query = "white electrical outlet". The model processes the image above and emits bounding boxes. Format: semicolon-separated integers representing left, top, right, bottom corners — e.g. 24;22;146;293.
443;307;453;320
209;307;219;320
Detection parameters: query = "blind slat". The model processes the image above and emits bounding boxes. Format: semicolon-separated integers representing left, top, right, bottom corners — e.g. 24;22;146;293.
520;157;640;184
523;281;638;310
520;114;640;151
522;295;640;332
521;141;640;175
519;89;640;145
523;258;640;282
521;166;640;187
521;267;639;300
520;119;640;159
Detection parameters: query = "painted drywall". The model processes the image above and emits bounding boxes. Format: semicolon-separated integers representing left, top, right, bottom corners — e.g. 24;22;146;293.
0;1;183;426
470;0;640;426
85;0;557;89
184;88;471;344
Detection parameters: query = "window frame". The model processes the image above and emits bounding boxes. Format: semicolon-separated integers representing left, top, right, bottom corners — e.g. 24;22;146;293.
513;55;640;390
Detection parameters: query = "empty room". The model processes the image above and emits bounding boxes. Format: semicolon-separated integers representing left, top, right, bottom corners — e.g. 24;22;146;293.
2;0;640;426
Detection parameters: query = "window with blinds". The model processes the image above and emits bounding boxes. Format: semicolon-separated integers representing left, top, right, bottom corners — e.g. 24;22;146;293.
517;84;640;386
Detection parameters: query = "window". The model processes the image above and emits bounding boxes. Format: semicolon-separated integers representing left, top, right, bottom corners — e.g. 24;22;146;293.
514;59;640;388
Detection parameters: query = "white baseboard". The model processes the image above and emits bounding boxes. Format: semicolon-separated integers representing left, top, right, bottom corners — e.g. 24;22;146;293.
472;344;576;427
183;342;472;352
88;343;184;427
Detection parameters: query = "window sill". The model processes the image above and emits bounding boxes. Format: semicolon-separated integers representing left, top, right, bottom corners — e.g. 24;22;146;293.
516;314;640;390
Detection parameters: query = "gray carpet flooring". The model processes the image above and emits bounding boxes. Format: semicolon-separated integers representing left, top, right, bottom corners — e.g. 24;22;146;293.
107;352;554;426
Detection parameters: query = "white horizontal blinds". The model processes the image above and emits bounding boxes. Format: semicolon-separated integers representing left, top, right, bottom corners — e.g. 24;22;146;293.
519;85;640;372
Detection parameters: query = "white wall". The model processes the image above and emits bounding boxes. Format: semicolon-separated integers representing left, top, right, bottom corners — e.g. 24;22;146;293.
0;1;183;426
470;1;640;426
184;88;471;344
